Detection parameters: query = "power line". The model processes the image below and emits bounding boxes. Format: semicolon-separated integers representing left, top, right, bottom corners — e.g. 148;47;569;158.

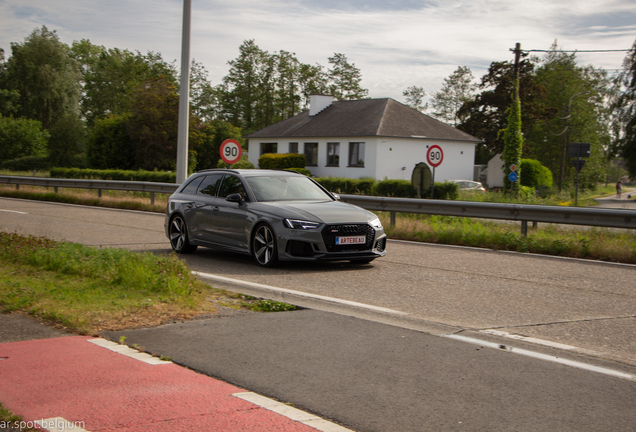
522;49;631;53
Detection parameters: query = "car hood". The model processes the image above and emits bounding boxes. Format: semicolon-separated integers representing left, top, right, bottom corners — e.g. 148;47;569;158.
254;200;375;224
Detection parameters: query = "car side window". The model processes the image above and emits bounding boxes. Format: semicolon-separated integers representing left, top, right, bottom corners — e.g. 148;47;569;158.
197;174;224;197
218;175;247;201
181;176;203;195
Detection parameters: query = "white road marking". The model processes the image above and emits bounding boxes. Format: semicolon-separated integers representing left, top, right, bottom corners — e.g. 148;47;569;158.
0;208;28;214
233;392;354;432
480;329;578;350
196;271;636;383
193;271;408;316
88;338;172;365
445;334;636;381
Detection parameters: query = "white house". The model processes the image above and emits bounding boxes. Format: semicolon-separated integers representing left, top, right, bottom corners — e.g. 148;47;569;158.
245;95;481;181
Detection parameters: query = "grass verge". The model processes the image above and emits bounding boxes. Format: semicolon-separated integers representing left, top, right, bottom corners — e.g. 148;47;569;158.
380;213;636;264
0;402;38;432
0;233;295;335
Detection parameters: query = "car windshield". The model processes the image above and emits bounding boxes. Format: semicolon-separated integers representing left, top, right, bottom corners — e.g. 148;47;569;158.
246;175;333;202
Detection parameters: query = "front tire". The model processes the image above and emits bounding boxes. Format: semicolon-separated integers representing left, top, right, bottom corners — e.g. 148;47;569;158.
252;224;278;267
169;215;197;254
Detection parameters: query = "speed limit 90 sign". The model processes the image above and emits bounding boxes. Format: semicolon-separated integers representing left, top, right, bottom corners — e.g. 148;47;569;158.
426;145;443;168
220;139;242;165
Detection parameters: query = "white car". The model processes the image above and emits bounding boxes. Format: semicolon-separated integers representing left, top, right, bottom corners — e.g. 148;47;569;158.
448;180;486;191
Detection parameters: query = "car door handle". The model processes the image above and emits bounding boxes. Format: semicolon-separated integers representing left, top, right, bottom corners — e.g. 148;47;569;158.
212;206;220;212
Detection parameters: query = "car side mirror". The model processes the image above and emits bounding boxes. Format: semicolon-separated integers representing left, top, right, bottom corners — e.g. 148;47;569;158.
332;193;340;201
226;193;243;204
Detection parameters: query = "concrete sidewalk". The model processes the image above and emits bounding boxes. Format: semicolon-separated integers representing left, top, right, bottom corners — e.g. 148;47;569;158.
0;328;350;432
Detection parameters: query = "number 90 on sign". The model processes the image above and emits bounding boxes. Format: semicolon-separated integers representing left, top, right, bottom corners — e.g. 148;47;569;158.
426;145;444;168
220;139;242;165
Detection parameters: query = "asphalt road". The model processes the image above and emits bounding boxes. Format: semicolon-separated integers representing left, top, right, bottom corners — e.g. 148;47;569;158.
1;197;634;366
2;197;636;431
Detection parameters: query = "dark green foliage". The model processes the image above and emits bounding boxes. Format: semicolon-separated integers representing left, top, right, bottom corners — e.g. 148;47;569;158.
0;155;51;171
258;153;306;170
50;167;175;183
194;120;244;170
46;112;86;168
284;167;311;176
86;114;133;169
0;114;49;161
502;80;523;194
374;179;417;197
313;177;376;195
428;182;460;200
520;159;553;188
616;40;636;178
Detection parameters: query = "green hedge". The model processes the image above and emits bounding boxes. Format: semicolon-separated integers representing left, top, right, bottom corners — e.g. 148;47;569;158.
1;156;51;172
374;179;417;197
285;167;312;176
313;177;376;195
258;153;306;170
49;168;175;183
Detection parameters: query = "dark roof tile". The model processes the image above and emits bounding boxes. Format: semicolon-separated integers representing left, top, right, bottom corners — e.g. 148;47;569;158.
244;98;480;142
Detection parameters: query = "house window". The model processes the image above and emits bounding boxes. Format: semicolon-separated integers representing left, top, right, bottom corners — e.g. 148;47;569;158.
348;142;365;167
304;142;318;166
260;143;278;156
289;142;298;154
327;142;340;166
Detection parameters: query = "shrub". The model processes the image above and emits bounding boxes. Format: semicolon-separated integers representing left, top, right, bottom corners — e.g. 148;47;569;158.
284;167;312;176
1;156;51;171
216;155;254;169
427;182;459;200
258;153;306;170
520;159;553;189
49;168;176;183
374;179;417;197
313;177;375;195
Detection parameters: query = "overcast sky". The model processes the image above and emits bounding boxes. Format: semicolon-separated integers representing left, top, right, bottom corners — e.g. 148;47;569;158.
1;0;635;104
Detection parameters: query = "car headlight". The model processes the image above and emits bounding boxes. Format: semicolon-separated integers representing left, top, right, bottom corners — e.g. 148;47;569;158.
369;217;383;229
284;219;321;230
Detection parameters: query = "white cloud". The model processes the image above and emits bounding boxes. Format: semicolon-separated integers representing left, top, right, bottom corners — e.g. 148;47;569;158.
0;0;634;103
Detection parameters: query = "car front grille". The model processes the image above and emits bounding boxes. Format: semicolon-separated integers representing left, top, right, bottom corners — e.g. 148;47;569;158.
322;224;375;252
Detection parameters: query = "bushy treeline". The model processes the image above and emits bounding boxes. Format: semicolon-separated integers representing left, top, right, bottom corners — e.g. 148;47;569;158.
50;167;176;183
0;27;367;174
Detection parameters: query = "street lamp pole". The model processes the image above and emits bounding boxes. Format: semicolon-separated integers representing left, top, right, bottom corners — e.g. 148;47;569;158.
176;0;192;184
558;91;589;191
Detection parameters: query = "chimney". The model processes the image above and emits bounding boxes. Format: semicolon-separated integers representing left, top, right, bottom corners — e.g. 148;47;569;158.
309;94;333;116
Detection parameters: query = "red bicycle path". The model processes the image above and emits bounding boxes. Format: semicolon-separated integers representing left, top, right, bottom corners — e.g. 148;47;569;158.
0;335;335;432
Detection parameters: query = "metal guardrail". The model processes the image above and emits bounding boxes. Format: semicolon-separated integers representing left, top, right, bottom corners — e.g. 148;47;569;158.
338;194;636;235
1;175;634;234
0;175;178;205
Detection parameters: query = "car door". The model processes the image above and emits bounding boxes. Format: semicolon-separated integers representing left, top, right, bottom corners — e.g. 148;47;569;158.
192;174;224;244
212;174;250;251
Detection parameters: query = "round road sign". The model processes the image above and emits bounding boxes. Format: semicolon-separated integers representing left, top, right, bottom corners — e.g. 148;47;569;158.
220;139;242;165
509;172;518;182
426;145;444;168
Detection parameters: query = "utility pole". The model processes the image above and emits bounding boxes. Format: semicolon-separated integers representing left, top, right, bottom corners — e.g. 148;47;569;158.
176;0;191;184
513;42;521;82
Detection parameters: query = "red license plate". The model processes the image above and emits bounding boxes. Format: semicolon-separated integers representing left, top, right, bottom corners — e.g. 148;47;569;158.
336;235;366;245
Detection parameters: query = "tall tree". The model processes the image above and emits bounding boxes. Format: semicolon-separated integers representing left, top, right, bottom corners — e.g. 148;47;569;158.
70;40;177;127
458;57;547;164
221;39;269;132
328;53;368;100
430;66;476;126
0;26;81;131
615;39;636;178
126;77;180;170
526;42;610;190
402;86;427;112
